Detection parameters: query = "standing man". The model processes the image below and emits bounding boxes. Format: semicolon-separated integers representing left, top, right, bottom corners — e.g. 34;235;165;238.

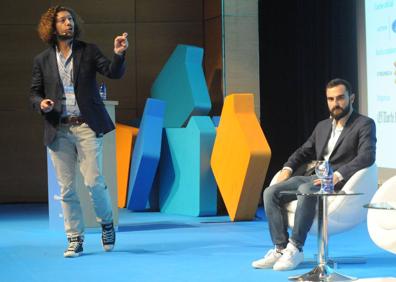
30;6;129;258
252;78;376;270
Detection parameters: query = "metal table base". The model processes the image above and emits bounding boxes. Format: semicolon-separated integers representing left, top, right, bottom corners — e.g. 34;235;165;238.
288;264;355;281
287;192;359;282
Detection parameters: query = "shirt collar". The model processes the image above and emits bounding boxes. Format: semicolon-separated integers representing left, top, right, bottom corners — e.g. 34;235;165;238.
55;43;73;60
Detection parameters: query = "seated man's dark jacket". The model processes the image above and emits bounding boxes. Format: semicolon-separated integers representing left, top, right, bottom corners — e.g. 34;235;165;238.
283;111;376;191
30;40;125;146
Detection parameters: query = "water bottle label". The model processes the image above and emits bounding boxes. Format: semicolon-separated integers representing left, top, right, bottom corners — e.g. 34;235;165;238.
321;177;334;193
100;83;107;100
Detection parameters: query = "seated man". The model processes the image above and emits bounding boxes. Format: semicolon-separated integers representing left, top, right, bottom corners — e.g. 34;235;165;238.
252;78;376;271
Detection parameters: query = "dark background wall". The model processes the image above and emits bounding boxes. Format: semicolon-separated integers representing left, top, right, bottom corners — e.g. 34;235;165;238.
203;0;223;116
259;0;358;185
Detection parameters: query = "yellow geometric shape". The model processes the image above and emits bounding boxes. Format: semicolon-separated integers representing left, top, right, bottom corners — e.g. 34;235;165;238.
210;93;271;221
115;123;139;208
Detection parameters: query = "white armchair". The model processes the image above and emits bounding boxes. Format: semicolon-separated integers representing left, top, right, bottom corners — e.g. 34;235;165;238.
367;175;396;254
270;163;378;235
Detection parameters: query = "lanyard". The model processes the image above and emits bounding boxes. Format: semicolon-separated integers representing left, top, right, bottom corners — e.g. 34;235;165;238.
56;49;74;86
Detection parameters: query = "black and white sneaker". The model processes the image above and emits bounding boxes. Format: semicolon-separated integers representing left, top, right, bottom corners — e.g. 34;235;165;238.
64;236;83;258
101;222;115;252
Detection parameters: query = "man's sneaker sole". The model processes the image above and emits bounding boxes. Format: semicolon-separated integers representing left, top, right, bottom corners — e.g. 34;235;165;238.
64;251;82;258
251;261;276;269
251;248;283;269
103;244;114;252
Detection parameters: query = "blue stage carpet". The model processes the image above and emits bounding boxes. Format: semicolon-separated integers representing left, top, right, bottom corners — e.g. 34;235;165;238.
0;204;395;282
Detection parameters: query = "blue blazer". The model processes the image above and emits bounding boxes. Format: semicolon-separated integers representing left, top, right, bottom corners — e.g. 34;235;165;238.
284;111;376;189
30;40;125;146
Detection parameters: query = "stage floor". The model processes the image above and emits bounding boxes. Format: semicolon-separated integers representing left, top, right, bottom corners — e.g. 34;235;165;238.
0;204;395;282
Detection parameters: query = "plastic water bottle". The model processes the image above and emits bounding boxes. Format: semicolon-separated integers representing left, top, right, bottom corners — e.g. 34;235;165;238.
321;161;334;193
99;82;107;100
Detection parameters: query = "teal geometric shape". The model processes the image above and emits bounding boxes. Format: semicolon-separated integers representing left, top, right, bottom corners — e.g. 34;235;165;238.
151;44;212;128
159;116;217;216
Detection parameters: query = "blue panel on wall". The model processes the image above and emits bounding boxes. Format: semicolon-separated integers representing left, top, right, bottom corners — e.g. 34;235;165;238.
159;116;217;216
47;150;64;230
126;98;166;211
151;44;212;127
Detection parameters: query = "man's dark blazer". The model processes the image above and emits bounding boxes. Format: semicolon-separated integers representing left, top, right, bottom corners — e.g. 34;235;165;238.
283;111;376;190
30;40;125;146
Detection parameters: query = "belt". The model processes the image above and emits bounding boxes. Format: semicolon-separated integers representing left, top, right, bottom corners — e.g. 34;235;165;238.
60;116;86;126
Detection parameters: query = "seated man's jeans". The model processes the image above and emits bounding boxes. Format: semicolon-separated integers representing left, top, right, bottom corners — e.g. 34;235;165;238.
263;175;319;250
48;123;113;238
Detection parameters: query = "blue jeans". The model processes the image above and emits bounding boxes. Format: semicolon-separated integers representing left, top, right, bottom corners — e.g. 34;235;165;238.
263;175;319;249
48;123;113;238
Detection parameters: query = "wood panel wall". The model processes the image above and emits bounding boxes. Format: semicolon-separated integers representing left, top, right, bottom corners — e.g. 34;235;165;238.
203;0;223;116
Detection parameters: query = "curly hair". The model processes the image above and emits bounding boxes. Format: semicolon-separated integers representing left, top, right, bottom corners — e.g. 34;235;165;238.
37;6;82;45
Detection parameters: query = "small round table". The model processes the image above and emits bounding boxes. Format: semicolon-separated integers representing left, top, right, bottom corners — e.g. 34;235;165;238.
280;191;362;282
363;202;396;210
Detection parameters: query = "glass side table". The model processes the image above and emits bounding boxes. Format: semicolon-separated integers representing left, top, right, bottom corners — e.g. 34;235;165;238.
363;202;396;210
280;191;363;282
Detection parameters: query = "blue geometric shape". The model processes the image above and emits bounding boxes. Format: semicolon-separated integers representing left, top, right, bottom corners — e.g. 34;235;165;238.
151;44;212;127
126;98;166;211
211;116;221;127
158;116;217;216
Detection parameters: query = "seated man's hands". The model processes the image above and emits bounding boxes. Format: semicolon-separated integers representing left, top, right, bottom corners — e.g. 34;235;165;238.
313;174;340;186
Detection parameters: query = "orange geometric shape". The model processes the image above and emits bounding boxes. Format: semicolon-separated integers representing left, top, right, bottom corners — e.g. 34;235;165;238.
115;123;139;208
210;93;271;221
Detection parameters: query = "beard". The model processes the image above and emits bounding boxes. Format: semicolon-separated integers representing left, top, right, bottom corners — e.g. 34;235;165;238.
57;31;74;41
330;103;351;120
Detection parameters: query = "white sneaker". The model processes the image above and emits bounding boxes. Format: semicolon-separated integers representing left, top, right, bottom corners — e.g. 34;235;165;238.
273;242;304;271
252;248;283;269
